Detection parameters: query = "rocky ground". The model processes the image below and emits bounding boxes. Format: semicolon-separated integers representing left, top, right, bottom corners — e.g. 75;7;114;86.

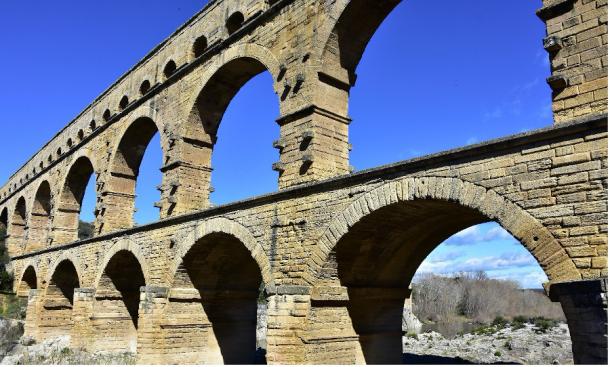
403;322;573;365
0;318;135;365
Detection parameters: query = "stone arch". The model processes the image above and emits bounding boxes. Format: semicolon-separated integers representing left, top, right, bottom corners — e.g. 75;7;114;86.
95;238;151;287
26;180;53;253
44;252;84;290
163;217;270;364
53;154;98;245
104;116;166;231
315;0;401;88
312;176;579;284
305;176;580;364
38;258;80;341
0;207;8;257
168;44;282;212
170;217;272;287
10;196;27;256
16;262;38;298
92;239;148;353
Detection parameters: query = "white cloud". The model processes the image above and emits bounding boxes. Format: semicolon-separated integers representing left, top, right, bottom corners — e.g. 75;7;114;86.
417;252;537;275
444;225;515;246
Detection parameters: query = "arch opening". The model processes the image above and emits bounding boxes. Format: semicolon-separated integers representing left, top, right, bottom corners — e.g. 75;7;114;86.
226;12;245;35
164;60;177;79
193;35;208;58
308;198;564;364
39;260;79;341
26;181;52;253
10;197;27;255
93;250;146;353
186;57;279;206
55;157;97;244
166;232;264;364
0;208;8;260
108;117;161;228
17;265;37;299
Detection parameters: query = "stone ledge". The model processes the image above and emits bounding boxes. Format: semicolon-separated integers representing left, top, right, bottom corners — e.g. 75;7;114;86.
549;277;608;302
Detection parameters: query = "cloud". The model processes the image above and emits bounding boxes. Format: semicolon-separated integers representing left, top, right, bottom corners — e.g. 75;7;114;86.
488;269;549;289
429;250;466;263
444;225;516;246
417;251;537;275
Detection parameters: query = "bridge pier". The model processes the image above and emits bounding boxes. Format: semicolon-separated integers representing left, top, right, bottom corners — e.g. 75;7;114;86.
136;286;169;364
265;292;310;364
71;288;95;350
550;278;608;365
23;289;40;342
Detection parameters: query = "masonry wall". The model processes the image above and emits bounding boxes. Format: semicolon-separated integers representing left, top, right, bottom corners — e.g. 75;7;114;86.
540;0;608;122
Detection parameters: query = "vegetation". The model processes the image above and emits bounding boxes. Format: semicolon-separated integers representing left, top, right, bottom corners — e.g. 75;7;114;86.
412;272;565;324
78;221;94;240
0;292;23;319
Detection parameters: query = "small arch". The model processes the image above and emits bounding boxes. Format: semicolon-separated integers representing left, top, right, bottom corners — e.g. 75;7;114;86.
67;138;73;148
47;154;53;164
16;264;38;299
77;129;85;141
192;35;208;58
226;12;245;35
163;60;177;79
139;80;151;96
89;120;97;132
38;259;80;341
56;148;62;156
119;95;129;110
103;109;112;122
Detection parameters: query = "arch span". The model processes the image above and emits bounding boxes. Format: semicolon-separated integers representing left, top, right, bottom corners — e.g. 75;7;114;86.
316;0;401;87
38;259;80;341
10;197;27;256
0;207;8;257
16;263;38;298
311;177;579;284
26;181;52;253
106;116;164;230
54;155;98;245
92;241;147;353
305;176;580;364
173;44;281;211
164;218;269;364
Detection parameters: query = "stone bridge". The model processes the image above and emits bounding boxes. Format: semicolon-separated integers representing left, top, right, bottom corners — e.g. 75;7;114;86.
0;0;607;364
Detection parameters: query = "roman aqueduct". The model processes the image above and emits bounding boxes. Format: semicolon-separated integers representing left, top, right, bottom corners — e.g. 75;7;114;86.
0;0;607;364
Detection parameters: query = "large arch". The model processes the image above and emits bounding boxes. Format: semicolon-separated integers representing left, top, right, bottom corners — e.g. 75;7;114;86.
163;218;268;364
26;181;52;253
38;259;80;341
304;176;580;364
317;0;401;88
174;44;281;211
106;116;164;230
9;197;27;256
0;208;7;258
92;241;147;353
54;155;97;245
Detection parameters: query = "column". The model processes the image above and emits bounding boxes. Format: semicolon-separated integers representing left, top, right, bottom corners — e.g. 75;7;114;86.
549;278;608;364
71;288;95;350
136;286;169;365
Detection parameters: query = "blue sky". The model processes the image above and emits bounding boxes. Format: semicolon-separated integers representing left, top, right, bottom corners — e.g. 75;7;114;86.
0;1;551;288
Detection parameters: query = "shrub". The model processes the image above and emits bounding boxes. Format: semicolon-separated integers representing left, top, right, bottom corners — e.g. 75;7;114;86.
492;316;508;327
494;351;502;357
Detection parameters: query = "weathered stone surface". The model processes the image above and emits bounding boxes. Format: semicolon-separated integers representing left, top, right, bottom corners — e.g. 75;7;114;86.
0;0;606;364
